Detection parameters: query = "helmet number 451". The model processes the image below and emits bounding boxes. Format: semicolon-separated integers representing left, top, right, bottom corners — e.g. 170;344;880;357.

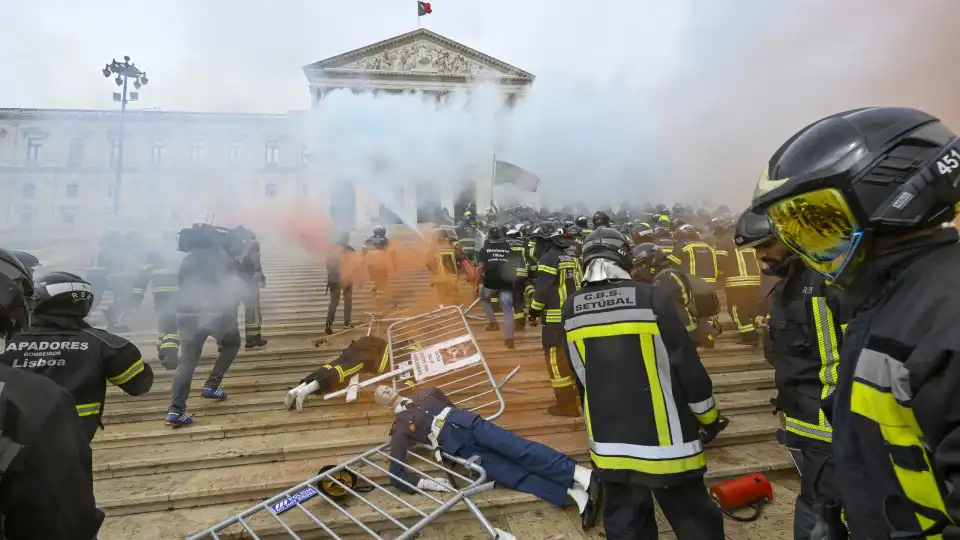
935;148;960;176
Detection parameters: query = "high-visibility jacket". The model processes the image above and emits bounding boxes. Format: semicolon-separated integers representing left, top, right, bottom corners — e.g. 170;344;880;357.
506;237;528;280
426;243;463;277
766;258;844;446
530;244;581;328
560;279;718;485
829;228;960;538
670;241;719;284
132;249;182;301
714;237;762;289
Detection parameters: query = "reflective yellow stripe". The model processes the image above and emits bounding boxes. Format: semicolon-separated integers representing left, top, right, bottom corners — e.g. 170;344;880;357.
640;334;671;446
812;297;840;431
76;402;101;417
784;415;832;442
548;347;573;388
735;247;747;276
851;380;948;535
588;450;705;476
667;254;682;266
567;322;660;342
725;276;762;287
668;273;689;306
694;406;719;425
538;265;557;275
531;300;545;310
378;348;390;373
108;358;145;386
341;361;364;379
730;305;756;333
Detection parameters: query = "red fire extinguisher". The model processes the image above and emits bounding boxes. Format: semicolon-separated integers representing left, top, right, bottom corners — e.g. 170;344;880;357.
709;473;774;522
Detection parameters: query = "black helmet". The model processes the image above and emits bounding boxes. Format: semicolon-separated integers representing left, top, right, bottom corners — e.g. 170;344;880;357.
710;217;735;237
631;222;654;243
734;207;776;248
674;224;700;242
592;211;611;229
671;203;686;217
752;107;960;286
372;225;387;238
0;249;34;339
33;272;94;319
10;251;40;278
487;225;503;241
575;216;589;228
630;243;673;282
530;221;559;239
582;228;632;271
652;226;672;242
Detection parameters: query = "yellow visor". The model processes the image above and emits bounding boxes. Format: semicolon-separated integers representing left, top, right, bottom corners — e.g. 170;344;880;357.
766;187;863;279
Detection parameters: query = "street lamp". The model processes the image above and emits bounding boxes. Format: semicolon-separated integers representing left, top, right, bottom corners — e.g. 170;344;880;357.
102;55;148;215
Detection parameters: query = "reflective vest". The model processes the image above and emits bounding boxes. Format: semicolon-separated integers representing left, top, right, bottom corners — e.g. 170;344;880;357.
561;280;718;484
531;245;581;326
715;237;762;288
670;241;719;283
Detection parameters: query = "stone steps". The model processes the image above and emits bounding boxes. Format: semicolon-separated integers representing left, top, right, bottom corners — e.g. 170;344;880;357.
93;244;789;539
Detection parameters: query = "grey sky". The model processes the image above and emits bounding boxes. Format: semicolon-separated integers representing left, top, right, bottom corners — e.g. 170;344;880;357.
2;0;958;208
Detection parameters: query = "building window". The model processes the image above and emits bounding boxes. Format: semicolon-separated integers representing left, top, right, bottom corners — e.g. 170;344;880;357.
190;144;204;164
21;183;35;199
229;142;242;163
152;142;166;167
265;183;277;197
111;139;121;166
25;139;41;162
61;209;76;225
265;141;279;166
65;183;79;198
68;138;84;166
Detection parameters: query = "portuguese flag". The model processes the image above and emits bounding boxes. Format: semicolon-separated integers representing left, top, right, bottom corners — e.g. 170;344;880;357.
418;1;432;16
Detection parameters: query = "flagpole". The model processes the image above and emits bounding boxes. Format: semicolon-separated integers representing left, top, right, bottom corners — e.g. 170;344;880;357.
490;153;497;212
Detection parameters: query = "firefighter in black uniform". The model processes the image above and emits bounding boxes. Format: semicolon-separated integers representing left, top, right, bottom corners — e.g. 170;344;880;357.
632;243;719;349
363;225;396;307
734;207;845;538
133;233;182;369
0;271;153;443
528;221;582;417
504;225;528;331
714;217;763;345
0;250;105;539
454;218;478;262
576;216;592;237
561;228;726;540
670;223;719;285
751;106;960;539
232;227;268;349
591;210;611;230
166;224;244;427
326;232;356;334
86;230;138;332
477;226;517;348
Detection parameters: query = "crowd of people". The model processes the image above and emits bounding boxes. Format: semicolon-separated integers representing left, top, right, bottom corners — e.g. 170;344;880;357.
0;105;957;539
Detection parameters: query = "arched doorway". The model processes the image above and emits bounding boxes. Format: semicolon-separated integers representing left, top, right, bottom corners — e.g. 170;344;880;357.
329;181;356;230
416;183;442;223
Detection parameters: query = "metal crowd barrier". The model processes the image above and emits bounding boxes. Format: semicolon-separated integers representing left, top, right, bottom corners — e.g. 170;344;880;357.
187;306;518;540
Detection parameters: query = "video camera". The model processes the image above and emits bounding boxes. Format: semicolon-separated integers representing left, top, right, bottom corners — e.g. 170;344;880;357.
177;223;230;253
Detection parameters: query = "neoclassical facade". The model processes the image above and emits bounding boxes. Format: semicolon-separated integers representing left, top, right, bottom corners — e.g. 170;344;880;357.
0;29;534;234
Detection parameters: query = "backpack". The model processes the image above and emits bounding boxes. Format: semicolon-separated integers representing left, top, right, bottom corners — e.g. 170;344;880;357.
685;273;720;318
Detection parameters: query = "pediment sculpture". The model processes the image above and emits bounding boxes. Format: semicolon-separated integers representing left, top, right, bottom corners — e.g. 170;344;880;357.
341;41;499;76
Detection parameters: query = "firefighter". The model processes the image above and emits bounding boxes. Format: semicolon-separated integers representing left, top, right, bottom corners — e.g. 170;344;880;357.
375;385;602;530
132;232;182;369
0;271;153;443
632;242;720;349
671;223;719;284
87;230;137;332
561;228;727;540
426;229;466;307
749;106;960;539
591;210;611;229
631;221;654;246
233;227;268;349
0;249;105;539
714;217;763;345
285;336;398;408
477;225;516;348
363;225;396;306
326;232;357;334
732;206;844;538
462;202;477;226
528;221;582;417
454;218;478;262
166;224;244;427
575;216;592;236
505;225;528;331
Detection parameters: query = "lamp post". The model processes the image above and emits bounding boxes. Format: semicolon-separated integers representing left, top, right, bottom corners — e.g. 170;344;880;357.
101;56;148;215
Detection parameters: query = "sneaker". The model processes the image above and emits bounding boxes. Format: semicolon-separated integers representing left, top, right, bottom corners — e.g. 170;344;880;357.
343;322;355;329
201;386;228;400
164;412;193;427
245;337;268;349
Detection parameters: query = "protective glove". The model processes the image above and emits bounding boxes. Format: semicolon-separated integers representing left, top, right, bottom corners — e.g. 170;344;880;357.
526;309;540;327
754;315;769;330
699;414;729;445
417;477;454;492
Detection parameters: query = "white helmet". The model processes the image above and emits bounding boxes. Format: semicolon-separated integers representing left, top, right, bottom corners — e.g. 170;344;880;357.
374;385;399;407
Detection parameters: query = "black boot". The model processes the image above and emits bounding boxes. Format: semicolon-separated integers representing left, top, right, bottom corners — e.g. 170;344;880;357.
580;470;603;530
245;337;268;349
324;324;333;335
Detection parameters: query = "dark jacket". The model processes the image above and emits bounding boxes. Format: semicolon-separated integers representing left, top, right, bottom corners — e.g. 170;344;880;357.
327;244;356;286
388;387;455;492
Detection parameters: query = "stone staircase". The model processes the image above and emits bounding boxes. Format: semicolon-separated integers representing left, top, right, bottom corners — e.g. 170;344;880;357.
86;228;796;539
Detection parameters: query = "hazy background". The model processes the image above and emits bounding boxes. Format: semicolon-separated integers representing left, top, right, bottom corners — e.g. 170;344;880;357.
2;0;959;212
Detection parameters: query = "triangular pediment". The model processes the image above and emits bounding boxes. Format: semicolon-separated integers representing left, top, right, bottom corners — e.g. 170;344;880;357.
303;29;534;80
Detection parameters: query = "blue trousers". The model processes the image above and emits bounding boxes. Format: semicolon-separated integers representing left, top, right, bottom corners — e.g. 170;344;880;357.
437;410;575;506
480;287;515;339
